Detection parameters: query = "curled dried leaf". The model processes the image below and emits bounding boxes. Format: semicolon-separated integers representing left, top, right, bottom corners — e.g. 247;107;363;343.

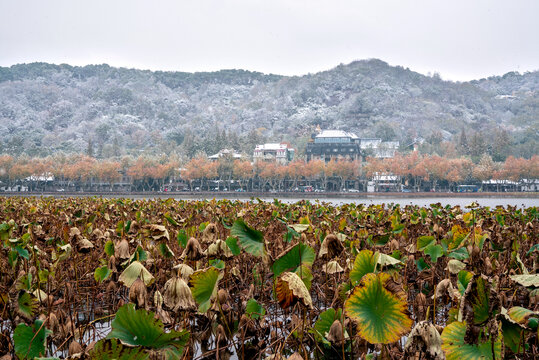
173;263;194;280
322;260;344;274
115;239;130;260
181;237;203;261
163;277;195;312
202;223;218;244
434;279;461;302
129;278;147;309
275;272;313;309
319;234;344;259
403;321;444;360
327;319;344;345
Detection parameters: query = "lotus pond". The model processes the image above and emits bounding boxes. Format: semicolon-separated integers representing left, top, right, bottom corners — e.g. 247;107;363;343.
0;196;537;359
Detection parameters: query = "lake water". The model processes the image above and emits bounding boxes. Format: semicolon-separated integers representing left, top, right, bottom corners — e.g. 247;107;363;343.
121;194;538;208
6;193;537;208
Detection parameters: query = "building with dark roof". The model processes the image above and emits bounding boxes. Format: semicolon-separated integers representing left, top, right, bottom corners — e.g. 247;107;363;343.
306;130;361;162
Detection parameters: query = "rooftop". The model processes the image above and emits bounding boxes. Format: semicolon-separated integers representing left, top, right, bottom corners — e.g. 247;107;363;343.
316;130;359;139
208;149;242;159
254;143;293;151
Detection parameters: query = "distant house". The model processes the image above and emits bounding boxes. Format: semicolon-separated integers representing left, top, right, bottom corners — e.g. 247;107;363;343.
306;130;361;162
25;172;55;182
208;149;243;161
253;143;294;164
360;138;399;158
367;173;401;192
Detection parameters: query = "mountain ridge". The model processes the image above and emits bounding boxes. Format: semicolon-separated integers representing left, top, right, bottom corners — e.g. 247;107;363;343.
0;59;537;159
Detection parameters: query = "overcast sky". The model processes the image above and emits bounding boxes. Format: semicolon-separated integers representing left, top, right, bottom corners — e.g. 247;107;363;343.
1;0;538;81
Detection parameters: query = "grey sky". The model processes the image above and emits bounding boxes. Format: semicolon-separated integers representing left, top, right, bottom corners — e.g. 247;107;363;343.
1;0;538;81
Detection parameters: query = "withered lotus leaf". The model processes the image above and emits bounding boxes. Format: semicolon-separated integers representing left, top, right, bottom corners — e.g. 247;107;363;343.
163;277;195;312
275;272;313;310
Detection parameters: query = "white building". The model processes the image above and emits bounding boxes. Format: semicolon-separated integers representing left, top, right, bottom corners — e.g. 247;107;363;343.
360;138;399;158
253;143;295;164
208;149;243;161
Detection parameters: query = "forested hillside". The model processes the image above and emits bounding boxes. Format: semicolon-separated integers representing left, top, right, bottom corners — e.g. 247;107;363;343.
0;59;537;160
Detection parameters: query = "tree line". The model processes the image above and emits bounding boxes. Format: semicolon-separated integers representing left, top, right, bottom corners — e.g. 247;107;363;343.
0;152;537;192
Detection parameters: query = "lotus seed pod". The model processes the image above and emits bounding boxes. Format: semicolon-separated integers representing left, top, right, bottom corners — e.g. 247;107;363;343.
217;289;228;305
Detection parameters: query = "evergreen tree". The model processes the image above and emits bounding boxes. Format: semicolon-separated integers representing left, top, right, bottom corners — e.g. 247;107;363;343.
86;138;94;158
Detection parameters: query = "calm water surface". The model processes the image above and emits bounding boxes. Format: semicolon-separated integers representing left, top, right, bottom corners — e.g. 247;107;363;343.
131;195;537;208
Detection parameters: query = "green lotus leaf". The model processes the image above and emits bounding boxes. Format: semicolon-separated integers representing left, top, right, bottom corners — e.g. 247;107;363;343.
164;212;178;226
294;264;313;290
457;270;473;295
501;318;527;354
231;219;265;257
505;306;539;330
416;257;431;271
344;272;412;344
245;298;265;320
158;243;175;258
417;235;436;251
14;319;51;360
189;267;219;313
459;275;496;325
119;261;154;287
177;229;188;248
372;233;391;246
272;243;315;278
424;244;443;263
349;250;379;286
106;304;189;358
94;265;111;283
104;240;115;257
448;247;469;260
441;321;501;360
17;290;36;319
225;236;240;255
88;338;149;360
